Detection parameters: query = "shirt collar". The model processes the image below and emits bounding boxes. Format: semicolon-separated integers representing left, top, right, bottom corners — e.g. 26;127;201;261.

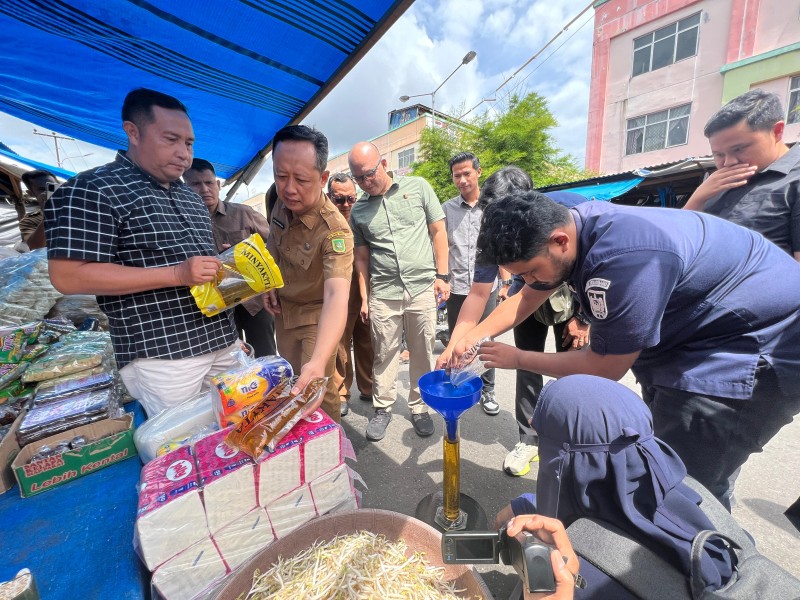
214;200;227;216
759;143;800;176
115;151;183;190
286;191;327;229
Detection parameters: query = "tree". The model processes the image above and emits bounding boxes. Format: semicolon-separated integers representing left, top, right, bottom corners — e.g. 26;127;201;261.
411;92;591;201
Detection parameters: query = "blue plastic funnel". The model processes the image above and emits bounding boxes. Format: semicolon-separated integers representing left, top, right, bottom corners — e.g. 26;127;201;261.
419;370;482;440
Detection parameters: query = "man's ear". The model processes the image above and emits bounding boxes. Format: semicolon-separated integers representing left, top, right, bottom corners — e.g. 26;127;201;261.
772;120;785;144
551;230;571;250
122;121;139;147
320;169;330;188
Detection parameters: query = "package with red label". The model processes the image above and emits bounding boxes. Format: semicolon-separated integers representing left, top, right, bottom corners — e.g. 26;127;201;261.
194;427;257;533
256;429;302;506
134;446;209;571
291;410;343;482
211;354;292;428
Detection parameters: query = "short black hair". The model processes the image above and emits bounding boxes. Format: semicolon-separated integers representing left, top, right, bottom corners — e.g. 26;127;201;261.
449;151;480;173
477;166;533;210
188;158;215;175
121;88;188;129
476;191;570;265
21;169;57;187
327;172;355;194
272;125;329;173
704;89;784;137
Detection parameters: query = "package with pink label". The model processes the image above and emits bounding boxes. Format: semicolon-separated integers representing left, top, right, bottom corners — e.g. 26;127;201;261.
134;445;209;571
194;427;258;533
291;410;345;482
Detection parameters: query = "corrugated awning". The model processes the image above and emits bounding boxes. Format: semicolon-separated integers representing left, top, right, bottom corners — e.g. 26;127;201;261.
0;0;412;184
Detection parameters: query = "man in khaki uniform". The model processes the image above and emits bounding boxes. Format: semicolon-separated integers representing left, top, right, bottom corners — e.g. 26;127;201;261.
264;125;353;423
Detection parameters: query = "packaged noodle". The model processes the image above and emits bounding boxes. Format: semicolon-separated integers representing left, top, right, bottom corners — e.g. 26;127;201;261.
211;353;293;427
225;376;327;459
190;233;283;317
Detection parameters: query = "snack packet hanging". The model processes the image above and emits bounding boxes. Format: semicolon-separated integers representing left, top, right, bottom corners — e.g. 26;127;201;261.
449;337;492;387
190;233;284;317
225;376;327;459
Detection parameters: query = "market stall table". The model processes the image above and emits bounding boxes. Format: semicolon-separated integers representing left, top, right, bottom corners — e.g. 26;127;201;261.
0;403;149;599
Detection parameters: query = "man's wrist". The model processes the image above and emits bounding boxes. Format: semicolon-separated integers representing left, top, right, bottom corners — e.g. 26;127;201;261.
435;273;450;283
573;312;590;325
501;279;513;286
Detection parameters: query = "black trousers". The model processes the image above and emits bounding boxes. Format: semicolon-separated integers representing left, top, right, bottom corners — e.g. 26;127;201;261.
233;304;277;357
513;315;568;444
642;358;800;510
447;290;498;392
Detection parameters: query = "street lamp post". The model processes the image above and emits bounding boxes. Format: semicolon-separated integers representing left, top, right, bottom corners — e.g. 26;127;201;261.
400;50;476;125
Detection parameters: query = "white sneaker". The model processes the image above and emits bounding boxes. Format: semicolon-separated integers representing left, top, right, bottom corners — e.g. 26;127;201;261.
503;442;539;476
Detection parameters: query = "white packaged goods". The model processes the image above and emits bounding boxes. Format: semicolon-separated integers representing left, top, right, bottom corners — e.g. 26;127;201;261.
265;485;317;539
309;463;357;515
212;507;275;571
292;410;341;482
256;430;302;506
135;446;209;570
151;537;227;600
195;428;257;533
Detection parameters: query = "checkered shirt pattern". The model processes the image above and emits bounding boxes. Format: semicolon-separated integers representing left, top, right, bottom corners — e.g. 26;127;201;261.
45;152;237;368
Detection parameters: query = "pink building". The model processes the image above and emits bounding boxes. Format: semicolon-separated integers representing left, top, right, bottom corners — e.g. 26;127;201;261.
586;0;800;174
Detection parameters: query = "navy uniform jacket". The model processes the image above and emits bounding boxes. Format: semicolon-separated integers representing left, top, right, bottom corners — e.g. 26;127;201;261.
569;202;800;400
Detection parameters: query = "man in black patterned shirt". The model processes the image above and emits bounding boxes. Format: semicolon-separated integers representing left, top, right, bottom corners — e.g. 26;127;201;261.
45;88;239;417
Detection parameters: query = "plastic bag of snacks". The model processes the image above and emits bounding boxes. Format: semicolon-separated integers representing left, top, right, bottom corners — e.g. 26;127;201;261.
225;376;327;459
190;233;284;317
211;352;293;427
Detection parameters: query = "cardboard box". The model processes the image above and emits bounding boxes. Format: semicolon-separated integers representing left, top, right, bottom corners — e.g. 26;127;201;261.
0;410;25;494
12;413;136;498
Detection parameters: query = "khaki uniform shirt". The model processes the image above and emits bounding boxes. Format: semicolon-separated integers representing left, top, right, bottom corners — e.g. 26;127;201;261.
349;175;444;301
210;200;272;315
267;192;353;329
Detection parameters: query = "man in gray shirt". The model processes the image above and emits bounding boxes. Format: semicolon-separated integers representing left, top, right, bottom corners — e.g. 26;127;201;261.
442;152;504;415
683;89;800;260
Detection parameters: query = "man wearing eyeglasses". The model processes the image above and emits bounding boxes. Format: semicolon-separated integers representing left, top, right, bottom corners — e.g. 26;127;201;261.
328;173;374;418
347;142;450;441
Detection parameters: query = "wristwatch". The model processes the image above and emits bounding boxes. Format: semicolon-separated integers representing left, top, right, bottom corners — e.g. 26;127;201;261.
501;279;514;286
435;273;450;283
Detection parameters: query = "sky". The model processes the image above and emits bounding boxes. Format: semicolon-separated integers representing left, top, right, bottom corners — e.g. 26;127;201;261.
0;0;595;202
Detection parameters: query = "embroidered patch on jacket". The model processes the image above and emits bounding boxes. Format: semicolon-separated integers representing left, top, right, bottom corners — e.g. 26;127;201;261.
587;289;608;320
332;238;346;253
326;230;349;240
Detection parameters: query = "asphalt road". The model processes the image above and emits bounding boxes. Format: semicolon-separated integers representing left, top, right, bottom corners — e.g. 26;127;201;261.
340;330;800;600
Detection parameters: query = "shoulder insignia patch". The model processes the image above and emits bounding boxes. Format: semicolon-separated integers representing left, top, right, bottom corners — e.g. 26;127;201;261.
326;230;349;240
586;278;611;290
332;238;346;253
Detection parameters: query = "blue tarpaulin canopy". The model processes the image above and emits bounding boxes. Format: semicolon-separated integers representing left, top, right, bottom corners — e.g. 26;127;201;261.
0;0;412;185
0;143;76;181
551;177;645;201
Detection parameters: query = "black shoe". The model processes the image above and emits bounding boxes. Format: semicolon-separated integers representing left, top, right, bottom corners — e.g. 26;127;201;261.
366;409;392;441
359;394;372;402
340;402;350;417
411;412;435;437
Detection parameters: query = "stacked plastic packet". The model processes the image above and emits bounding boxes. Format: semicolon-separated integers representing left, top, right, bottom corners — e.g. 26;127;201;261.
0;249;62;327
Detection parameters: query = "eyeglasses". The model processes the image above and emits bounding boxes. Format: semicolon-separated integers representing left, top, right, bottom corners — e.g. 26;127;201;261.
352;159;382;184
332;194;357;205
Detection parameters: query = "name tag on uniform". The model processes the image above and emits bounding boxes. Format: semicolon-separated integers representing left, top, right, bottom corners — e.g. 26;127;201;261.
272;217;285;229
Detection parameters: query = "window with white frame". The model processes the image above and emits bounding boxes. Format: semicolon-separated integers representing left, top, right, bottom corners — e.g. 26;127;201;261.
397;147;415;169
632;12;701;77
788;76;800;125
626;104;691;155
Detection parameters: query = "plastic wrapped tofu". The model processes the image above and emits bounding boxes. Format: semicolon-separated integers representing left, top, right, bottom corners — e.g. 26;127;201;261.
265;484;317;539
135;446;209;571
21;334;112;383
212;507;275;572
190;233;284;317
151;537;227;600
256;430;302;507
292;410;342;483
211;353;292;428
195;427;257;533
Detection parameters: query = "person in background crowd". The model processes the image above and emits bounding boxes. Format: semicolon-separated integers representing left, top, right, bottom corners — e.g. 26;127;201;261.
44;88;240;417
184;158;277;358
327;172;373;418
437;167;589;477
264;125;353;423
348;141;448;441
17;169;58;250
455;191;800;509
442;152;501;416
683;88;799;261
